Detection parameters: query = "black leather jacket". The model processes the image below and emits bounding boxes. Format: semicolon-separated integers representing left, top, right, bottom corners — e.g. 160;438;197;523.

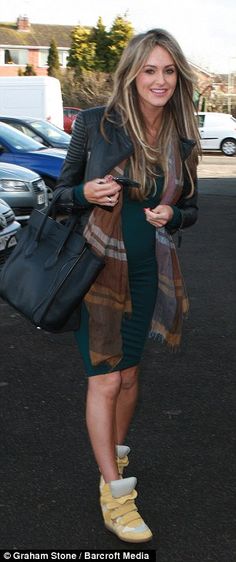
56;106;198;231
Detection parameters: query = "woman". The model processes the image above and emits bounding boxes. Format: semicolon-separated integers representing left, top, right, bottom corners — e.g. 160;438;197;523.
56;28;201;543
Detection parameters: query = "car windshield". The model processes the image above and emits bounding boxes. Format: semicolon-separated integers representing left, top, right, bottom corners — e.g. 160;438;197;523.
30;120;70;142
0;123;45;151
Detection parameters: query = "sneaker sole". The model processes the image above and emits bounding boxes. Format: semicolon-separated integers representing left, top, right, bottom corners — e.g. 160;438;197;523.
105;523;153;543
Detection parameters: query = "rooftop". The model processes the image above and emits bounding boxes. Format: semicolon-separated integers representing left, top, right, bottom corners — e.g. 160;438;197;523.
0;17;74;48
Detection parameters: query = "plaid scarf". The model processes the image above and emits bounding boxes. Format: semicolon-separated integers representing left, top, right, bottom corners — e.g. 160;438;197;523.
84;143;189;368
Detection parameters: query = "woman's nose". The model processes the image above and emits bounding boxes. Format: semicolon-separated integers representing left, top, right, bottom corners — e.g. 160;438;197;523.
154;71;165;84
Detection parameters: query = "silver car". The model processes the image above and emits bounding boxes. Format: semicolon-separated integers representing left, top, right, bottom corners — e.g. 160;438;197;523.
0;198;21;271
0;162;48;223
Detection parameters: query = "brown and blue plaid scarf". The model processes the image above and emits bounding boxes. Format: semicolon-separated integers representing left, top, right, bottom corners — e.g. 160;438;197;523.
83;144;189;368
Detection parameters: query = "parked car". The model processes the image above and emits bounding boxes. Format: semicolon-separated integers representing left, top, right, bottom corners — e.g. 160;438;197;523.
0;122;66;197
0;198;21;271
0;162;48;224
63;107;80;134
197;112;236;156
0;116;71;150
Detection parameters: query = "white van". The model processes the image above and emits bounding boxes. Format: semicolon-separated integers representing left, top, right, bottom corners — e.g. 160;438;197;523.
0;76;63;129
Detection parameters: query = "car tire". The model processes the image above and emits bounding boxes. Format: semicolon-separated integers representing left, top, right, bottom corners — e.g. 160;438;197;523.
220;138;236;156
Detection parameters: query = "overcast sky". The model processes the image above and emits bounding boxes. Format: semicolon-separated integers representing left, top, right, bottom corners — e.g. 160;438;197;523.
1;0;236;73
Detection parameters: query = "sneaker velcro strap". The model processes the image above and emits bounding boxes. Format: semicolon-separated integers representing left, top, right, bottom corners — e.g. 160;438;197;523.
102;489;137;509
110;501;138;520
120;510;144;526
115;490;137;504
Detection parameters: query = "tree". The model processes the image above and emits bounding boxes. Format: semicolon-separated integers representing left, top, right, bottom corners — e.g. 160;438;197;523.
47;38;61;78
23;64;36;76
91;17;109;72
67;16;134;75
107;15;134;72
60;68;113;108
67;26;96;73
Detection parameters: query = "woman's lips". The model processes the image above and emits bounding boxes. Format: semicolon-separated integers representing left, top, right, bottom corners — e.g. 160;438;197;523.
150;88;167;95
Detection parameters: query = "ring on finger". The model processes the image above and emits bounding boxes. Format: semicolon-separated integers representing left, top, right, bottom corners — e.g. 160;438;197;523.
107;195;112;203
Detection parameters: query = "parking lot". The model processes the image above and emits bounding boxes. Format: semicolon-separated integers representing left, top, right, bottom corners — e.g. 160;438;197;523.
0;157;235;560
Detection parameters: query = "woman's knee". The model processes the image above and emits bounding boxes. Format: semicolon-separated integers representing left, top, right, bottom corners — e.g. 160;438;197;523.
88;371;121;399
120;366;139;390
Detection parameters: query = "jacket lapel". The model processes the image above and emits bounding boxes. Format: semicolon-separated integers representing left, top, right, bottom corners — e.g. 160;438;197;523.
85;119;134;180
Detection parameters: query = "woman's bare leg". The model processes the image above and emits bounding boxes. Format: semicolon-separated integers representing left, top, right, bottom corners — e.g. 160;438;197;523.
86;371;121;483
115;365;139;445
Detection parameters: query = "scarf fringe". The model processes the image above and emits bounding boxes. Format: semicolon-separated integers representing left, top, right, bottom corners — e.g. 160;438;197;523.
149;330;181;353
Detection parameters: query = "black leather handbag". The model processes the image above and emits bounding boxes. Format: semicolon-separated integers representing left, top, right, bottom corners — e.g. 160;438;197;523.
0;191;104;332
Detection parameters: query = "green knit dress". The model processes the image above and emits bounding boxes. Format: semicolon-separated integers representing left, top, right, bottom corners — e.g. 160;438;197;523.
74;179;181;375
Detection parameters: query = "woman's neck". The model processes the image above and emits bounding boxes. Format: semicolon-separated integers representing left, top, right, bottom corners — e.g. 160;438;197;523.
141;106;164;146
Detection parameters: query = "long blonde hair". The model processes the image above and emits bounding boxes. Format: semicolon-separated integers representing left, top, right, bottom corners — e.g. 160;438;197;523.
102;28;201;199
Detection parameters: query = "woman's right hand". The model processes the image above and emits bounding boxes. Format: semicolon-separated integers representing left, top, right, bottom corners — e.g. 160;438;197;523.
83;175;121;207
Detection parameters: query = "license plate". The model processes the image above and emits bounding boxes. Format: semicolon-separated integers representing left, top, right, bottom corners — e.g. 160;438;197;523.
0;234;17;251
37;193;45;205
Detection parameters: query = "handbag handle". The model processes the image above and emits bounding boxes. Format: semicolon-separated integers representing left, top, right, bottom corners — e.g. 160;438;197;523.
36;189;70;242
44;213;80;268
25;189;80;261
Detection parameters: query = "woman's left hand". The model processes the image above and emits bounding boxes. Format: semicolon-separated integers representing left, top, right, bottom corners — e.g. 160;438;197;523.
144;205;174;228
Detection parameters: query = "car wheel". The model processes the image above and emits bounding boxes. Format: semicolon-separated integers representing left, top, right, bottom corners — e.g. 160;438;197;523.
220;138;236;156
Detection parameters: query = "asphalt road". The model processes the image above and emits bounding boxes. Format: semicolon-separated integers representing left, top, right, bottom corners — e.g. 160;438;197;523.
0;175;235;560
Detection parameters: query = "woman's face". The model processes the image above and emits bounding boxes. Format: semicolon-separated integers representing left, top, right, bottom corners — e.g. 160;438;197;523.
135;45;178;113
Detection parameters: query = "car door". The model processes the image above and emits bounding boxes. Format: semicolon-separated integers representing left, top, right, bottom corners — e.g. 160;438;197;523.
198;114;220;150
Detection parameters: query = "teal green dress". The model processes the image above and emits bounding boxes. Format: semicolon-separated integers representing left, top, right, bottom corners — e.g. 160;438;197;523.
74;179;181;376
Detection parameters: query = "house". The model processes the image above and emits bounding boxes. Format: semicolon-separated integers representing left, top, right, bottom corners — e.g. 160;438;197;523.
0;16;74;76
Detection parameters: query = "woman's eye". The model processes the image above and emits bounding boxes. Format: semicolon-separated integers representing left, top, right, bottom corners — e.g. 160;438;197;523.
144;68;155;74
166;68;175;74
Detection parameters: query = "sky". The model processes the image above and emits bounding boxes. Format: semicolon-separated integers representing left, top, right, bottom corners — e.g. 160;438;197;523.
1;0;236;74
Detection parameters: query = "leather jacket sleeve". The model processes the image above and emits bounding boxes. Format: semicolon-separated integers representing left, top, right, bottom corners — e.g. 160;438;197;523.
175;166;198;229
53;112;90;212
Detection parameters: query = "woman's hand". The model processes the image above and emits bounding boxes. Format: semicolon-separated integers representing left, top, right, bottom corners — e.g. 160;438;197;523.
144;204;174;227
83;175;121;207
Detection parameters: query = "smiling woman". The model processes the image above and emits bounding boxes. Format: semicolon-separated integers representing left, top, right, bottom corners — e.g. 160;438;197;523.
54;27;201;543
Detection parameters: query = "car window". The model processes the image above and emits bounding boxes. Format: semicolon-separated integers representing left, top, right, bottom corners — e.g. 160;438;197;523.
31;121;70;142
12;123;36;139
0;124;44;151
8;122;24;133
197;115;205;127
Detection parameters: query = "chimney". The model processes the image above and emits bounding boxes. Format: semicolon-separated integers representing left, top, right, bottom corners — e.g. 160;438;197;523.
17;15;30;31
